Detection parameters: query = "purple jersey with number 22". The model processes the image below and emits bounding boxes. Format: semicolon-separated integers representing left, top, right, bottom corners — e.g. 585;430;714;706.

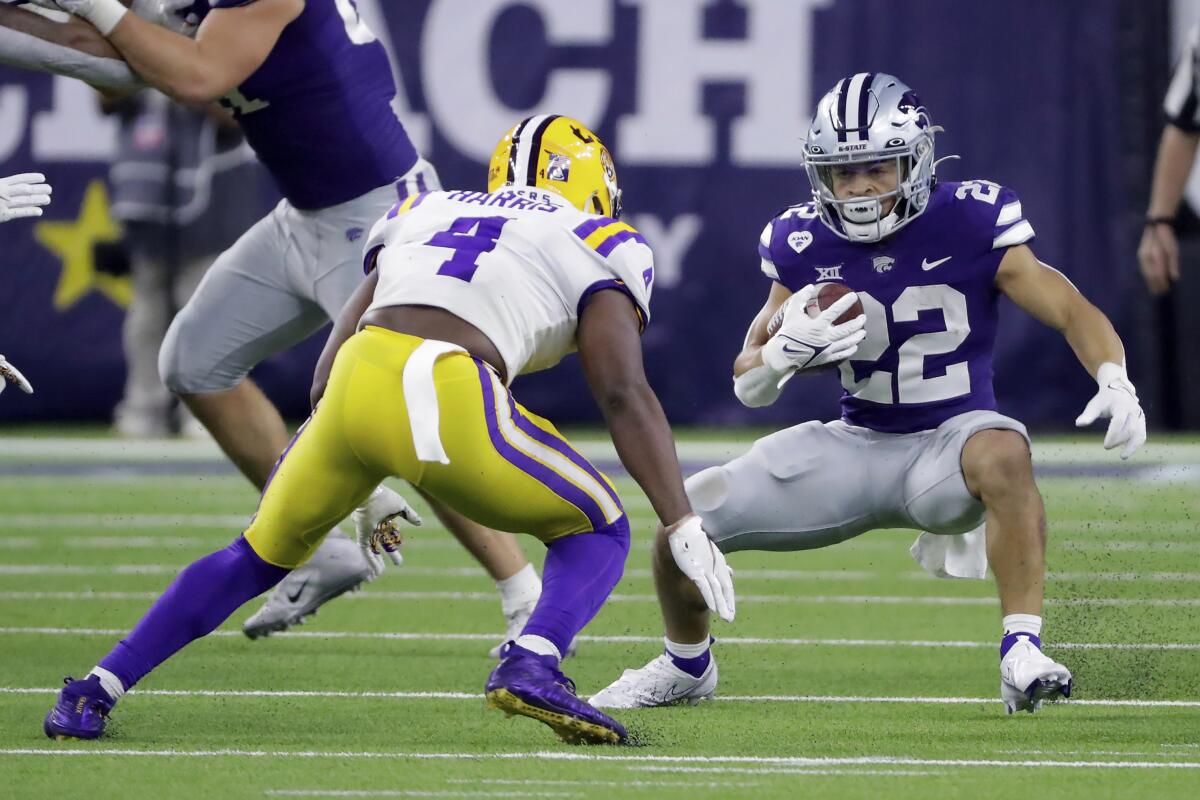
759;180;1036;434
204;0;418;210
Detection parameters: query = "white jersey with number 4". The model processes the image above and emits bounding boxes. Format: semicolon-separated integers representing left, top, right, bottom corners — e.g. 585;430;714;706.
362;187;654;382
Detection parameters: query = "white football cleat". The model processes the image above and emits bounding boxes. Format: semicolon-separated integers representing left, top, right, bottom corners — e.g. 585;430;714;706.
588;653;717;709
1000;635;1073;714
243;532;374;639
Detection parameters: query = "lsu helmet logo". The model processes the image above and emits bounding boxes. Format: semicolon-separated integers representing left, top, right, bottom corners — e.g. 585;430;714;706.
872;255;895;273
546;153;571;182
787;231;813;254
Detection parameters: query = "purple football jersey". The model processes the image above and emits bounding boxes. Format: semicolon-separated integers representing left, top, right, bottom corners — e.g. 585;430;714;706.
203;0;418;210
759;181;1035;433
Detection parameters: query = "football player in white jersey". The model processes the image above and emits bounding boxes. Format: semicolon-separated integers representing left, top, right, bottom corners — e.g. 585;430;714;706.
1;171;50;397
44;115;735;745
0;0;546;646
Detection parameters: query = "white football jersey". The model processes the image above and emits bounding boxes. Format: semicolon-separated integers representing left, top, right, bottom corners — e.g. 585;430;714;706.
363;186;654;382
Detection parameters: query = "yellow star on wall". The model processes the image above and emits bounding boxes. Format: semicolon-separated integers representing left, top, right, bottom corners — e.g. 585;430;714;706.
35;179;131;311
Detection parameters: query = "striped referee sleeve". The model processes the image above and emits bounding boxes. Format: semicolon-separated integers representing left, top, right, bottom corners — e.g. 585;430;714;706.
1165;23;1200;132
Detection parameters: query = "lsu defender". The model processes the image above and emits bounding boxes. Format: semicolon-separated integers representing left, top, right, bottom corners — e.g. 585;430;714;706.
2;0;545;644
44;116;733;746
591;73;1146;714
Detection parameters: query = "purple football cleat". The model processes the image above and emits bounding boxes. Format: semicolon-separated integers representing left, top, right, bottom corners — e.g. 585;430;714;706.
485;643;626;745
44;676;115;740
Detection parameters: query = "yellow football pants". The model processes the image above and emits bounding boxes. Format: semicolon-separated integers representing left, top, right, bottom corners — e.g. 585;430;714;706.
244;326;624;568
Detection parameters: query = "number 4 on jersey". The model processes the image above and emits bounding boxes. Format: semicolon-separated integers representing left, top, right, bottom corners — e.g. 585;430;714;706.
426;216;512;282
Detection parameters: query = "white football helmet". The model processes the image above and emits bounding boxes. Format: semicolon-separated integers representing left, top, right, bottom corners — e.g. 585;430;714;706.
804;72;941;243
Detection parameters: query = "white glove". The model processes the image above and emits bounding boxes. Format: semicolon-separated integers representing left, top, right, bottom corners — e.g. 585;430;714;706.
761;284;866;375
666;515;735;622
30;0;129;36
0;354;34;395
351;485;422;579
0;173;52;223
1074;362;1146;459
130;0;201;36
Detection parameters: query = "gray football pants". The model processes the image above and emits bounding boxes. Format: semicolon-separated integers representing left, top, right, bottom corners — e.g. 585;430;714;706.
159;158;441;394
687;410;1030;553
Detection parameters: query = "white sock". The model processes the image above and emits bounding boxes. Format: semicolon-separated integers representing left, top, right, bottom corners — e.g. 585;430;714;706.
1002;613;1042;637
664;636;710;659
88;667;125;701
514;634;561;661
497;564;541;616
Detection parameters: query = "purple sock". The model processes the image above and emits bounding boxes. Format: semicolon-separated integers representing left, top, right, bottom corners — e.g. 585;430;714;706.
521;516;630;657
98;536;288;691
1000;631;1042;659
667;638;714;678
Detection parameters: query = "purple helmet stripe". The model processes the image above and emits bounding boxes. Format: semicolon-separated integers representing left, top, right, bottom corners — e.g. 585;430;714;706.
506;117;533;184
415;173;428;193
857;72;876;135
476;362;607;530
524;114;561;186
834;78;849;142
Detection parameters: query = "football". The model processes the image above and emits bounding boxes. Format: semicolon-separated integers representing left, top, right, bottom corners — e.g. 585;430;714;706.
767;281;864;336
804;281;864;324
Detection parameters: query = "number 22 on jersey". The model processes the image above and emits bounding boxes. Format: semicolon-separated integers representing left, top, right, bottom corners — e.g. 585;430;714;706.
839;284;971;405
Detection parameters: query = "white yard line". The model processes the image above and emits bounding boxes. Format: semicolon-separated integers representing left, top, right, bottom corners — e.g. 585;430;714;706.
1;748;1199;770
5;686;1198;708
1;589;1196;609
443;778;763;789
1;626;1195;651
264;792;575;798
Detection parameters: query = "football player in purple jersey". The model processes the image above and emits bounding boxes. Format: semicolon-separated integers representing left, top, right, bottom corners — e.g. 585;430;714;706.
592;73;1146;715
1;1;544;646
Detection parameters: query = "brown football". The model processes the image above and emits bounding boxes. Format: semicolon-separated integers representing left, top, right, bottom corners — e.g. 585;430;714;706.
804;281;863;325
767;281;863;336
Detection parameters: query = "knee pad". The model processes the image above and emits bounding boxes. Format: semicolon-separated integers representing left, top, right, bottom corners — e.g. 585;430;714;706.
158;312;240;395
906;473;985;535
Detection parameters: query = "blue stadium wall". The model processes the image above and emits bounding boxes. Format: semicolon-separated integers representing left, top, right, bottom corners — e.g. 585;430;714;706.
0;0;1144;429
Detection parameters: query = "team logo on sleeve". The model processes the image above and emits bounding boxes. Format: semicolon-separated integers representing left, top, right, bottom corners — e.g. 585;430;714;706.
872;255;895;273
546;153;571;182
787;231;813;253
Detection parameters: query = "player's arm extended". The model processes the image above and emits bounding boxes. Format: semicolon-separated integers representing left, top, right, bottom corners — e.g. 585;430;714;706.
0;3;140;89
995;244;1125;376
104;0;303;105
577;289;692;526
998;243;1146;457
311;269;378;409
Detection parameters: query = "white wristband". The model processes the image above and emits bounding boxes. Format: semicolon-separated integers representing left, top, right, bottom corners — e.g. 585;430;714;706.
733;363;789;408
85;0;129;37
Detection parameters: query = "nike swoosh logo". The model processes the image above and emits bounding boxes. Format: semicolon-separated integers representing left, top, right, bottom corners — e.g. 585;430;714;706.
663;683;690;701
781;345;807;355
285;577;309;604
921;256;952;271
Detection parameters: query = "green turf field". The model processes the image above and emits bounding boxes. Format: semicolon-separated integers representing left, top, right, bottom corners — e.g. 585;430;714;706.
1;433;1198;798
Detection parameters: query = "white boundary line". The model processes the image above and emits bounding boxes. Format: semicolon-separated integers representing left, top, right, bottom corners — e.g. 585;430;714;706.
1;590;1196;609
2;748;1199;770
4;686;1198;708
1;626;1195;651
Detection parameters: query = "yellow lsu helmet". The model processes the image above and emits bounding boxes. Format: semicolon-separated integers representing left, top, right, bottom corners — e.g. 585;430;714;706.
487;114;622;218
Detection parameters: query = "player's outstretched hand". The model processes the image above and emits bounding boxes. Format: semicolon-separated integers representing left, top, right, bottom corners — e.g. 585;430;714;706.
1075;362;1146;459
761;284;866;375
351;485;422;579
0;354;34;395
0;173;52;224
665;514;735;622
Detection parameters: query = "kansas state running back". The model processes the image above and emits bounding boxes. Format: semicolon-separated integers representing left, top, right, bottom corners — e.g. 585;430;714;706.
592;73;1146;715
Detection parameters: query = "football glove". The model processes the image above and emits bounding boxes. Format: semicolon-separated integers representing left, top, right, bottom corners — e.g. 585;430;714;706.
130;0;202;36
1074;362;1146;459
665;514;735;622
760;284;866;376
0;173;52;223
0;354;34;395
351;485;422;579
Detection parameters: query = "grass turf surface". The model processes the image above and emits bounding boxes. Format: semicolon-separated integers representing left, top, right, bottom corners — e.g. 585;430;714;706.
0;433;1198;798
